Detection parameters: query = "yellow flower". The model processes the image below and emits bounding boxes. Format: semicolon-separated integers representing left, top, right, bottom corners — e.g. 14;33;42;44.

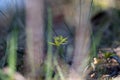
49;36;68;47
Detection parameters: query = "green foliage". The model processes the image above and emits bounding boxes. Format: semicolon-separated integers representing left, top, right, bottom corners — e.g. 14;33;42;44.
45;7;66;80
7;26;18;80
0;25;18;80
103;52;116;59
49;36;68;47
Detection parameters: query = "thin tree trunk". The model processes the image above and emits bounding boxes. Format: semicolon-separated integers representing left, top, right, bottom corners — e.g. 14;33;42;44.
68;0;92;80
25;0;44;79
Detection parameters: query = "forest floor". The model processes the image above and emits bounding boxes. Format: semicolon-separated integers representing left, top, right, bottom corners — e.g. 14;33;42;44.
86;47;120;80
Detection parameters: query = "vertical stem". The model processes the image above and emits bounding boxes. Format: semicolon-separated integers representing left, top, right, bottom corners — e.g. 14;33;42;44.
45;7;53;80
8;28;18;80
54;47;65;80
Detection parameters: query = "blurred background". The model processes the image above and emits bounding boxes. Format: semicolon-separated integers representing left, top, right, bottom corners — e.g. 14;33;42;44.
0;0;120;80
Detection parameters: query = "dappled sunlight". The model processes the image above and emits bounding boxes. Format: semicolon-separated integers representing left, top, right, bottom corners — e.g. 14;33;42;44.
93;0;115;9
